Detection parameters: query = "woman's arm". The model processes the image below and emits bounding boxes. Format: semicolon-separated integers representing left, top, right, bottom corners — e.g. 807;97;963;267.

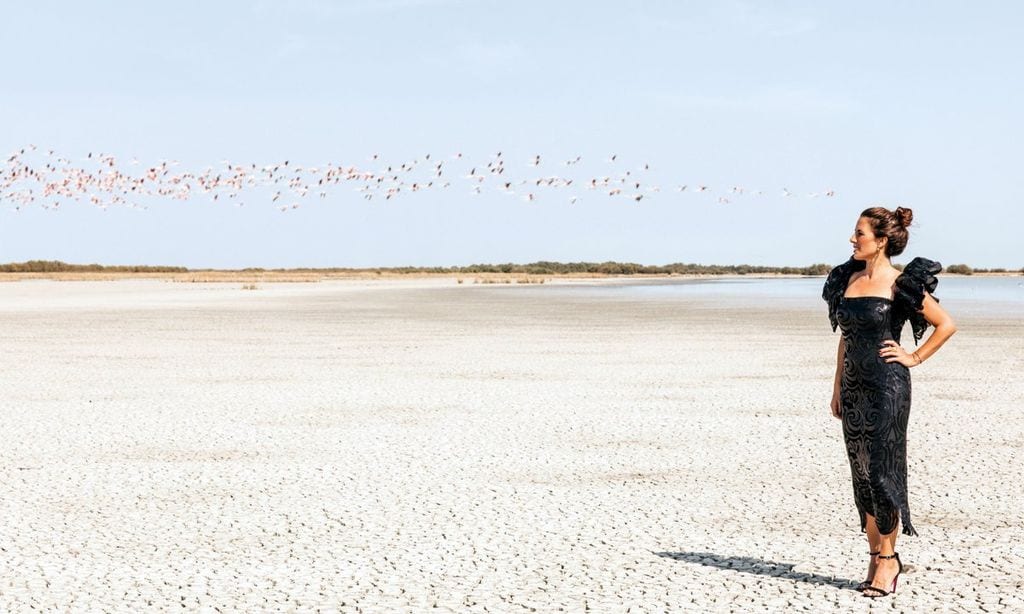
910;291;958;364
834;336;845;392
831;336;845;418
880;291;958;366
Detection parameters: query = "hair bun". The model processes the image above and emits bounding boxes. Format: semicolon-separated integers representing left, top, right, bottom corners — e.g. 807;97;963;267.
894;206;913;228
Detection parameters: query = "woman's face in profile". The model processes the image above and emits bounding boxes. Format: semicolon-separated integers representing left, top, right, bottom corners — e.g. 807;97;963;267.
849;217;882;260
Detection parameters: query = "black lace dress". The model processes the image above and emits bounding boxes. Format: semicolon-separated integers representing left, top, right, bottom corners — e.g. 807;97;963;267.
822;256;942;536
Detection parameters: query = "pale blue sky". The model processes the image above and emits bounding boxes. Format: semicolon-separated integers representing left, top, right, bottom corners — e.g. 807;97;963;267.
1;1;1020;268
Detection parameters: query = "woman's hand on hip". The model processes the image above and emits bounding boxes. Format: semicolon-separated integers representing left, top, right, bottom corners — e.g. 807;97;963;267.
879;340;919;367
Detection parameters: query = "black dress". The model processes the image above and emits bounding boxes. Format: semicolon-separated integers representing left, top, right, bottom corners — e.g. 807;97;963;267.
822;256;942;537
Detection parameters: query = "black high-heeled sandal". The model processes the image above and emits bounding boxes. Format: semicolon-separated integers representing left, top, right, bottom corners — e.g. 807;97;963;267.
862;552;903;598
855;551;880;591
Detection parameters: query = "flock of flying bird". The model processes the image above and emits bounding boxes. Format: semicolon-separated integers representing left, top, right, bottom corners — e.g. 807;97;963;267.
1;145;839;213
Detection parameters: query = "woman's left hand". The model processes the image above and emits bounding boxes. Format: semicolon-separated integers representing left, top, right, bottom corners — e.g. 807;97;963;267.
879;340;919;367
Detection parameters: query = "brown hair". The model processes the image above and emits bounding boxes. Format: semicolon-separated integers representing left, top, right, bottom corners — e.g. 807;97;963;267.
860;206;913;257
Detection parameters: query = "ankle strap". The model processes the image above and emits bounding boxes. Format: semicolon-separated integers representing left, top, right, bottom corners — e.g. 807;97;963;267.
868;551;880;555
877;552;899;559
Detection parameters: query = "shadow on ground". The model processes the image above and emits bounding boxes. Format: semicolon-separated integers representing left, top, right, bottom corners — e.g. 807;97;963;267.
654;551;858;590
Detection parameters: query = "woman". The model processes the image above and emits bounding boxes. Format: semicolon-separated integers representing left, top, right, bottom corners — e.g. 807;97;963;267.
821;206;957;598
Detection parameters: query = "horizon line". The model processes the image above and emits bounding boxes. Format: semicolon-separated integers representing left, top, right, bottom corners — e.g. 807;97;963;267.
1;260;1019;275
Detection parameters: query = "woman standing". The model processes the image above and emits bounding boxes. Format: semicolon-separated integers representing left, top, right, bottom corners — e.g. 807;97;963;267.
822;206;958;598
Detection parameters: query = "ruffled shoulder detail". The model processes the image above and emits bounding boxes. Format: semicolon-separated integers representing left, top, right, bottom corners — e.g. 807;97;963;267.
894;257;942;345
822;257;866;332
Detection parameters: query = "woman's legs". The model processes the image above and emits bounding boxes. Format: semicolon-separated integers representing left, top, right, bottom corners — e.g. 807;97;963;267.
863;514;882;583
864;514;901;595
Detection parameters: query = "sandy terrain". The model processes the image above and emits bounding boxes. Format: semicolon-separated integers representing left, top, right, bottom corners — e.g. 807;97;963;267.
1;278;1021;612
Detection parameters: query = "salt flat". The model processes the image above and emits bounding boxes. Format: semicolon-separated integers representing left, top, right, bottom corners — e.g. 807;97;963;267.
1;278;1021;612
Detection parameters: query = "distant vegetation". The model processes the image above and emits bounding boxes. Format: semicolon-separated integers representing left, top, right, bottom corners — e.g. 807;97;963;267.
0;260;1020;276
945;264;973;275
0;260;187;273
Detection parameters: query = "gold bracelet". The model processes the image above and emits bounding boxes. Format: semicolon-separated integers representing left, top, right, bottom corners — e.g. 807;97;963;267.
912;351;922;365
